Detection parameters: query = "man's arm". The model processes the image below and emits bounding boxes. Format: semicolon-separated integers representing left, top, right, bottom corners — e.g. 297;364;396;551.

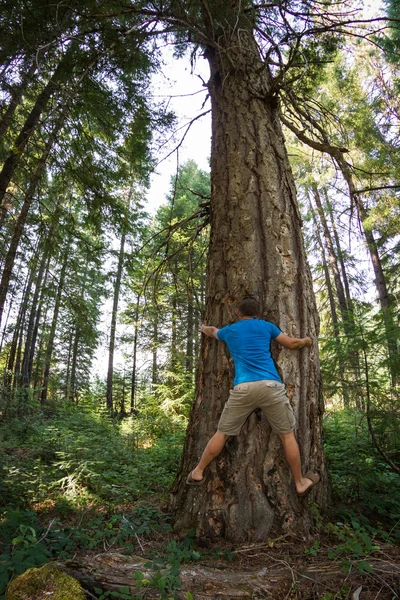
275;332;312;350
200;324;219;339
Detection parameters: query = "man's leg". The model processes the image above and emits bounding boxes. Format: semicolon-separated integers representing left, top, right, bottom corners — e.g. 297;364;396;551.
279;431;318;494
190;432;229;482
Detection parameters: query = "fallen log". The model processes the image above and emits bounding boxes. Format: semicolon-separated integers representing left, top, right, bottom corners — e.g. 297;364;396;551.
57;550;400;599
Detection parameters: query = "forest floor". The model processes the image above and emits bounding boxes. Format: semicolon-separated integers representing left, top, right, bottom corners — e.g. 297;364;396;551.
32;499;400;600
1;406;400;600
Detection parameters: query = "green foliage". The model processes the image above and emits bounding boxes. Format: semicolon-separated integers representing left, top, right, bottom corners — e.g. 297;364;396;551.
324;409;400;535
0;402;186;508
0;505;171;599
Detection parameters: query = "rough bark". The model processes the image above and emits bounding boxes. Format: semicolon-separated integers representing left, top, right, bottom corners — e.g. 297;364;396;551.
169;25;327;541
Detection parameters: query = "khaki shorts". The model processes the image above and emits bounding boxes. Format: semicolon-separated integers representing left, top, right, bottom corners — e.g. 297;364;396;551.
217;380;295;435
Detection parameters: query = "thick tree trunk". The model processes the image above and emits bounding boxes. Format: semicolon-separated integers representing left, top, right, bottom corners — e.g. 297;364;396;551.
169;27;328;541
106;231;126;412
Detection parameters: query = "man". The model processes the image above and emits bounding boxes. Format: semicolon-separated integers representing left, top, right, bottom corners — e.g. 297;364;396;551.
186;296;320;496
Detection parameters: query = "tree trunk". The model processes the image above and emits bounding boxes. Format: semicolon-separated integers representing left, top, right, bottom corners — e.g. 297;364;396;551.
334;154;399;384
0;50;72;206
41;248;68;404
106;231;126;412
309;200;339;338
20;247;50;404
0;60;37;143
185;294;194;374
309;198;350;405
311;185;348;318
0;108;68;328
169;25;328;541
324;190;353;311
152;317;158;387
130;293;140;413
64;328;74;401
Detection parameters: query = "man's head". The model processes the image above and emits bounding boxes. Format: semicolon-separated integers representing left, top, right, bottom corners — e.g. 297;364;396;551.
238;296;260;317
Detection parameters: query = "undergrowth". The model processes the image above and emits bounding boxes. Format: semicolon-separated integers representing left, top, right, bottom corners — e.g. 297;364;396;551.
323;408;400;539
0;403;399;599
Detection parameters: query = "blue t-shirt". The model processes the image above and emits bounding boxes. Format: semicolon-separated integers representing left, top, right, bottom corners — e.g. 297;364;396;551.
217;319;281;385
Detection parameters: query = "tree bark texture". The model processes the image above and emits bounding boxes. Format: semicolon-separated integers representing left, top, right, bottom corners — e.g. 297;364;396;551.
169;27;328;541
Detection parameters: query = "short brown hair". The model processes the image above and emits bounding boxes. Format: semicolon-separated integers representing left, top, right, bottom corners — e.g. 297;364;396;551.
238;296;259;317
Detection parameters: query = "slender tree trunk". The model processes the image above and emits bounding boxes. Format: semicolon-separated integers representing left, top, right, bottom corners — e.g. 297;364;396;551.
0;51;72;206
41;248;68;404
171;292;177;368
12;258;40;396
169;24;327;541
334;155;399;384
152;317;158;387
324;191;353;310
309;201;339;337
309;198;351;404
185;295;194;374
26;257;51;383
19;247;50;406
6;262;36;376
106;231;126;412
311;185;348;317
65;328;73;401
69;325;80;402
32;301;50;395
130;293;140;414
0;60;37;142
68;268;88;403
0;108;68;328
